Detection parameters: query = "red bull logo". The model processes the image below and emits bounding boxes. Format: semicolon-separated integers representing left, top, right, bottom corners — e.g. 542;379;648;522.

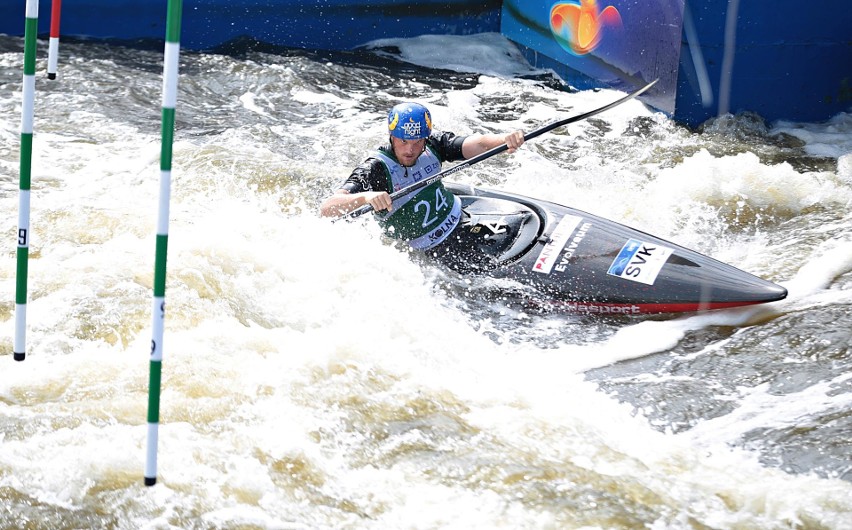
550;0;622;56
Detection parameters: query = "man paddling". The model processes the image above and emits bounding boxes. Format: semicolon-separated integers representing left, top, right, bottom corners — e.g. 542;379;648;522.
320;102;524;271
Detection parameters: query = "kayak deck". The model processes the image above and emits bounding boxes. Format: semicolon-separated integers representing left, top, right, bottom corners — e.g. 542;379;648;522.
440;182;788;315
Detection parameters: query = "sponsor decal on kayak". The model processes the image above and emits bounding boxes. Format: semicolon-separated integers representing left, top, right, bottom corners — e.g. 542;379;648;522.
608;238;672;285
533;214;583;274
562;303;641;314
554;221;592;273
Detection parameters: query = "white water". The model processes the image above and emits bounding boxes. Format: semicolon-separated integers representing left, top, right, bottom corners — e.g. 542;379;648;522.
1;33;851;528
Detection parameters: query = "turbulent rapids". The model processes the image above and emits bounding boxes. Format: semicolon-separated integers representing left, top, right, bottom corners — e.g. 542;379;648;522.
1;32;851;529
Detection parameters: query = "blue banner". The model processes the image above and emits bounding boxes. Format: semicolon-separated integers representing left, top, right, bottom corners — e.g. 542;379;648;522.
501;0;684;114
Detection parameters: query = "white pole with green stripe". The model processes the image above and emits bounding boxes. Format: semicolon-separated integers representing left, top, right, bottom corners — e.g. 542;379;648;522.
15;0;39;362
145;0;182;487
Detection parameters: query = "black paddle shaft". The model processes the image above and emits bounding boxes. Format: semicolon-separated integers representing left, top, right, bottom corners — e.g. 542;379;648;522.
335;78;658;222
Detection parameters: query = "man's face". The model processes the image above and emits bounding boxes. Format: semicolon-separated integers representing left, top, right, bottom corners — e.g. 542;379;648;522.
391;137;426;167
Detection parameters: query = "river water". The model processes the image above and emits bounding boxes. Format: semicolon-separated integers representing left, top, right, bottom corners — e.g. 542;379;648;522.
1;32;851;529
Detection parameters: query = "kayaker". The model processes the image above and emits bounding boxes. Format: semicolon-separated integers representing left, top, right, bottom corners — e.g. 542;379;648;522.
320;101;525;271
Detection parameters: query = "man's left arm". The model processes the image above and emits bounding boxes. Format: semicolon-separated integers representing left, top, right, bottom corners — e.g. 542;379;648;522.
461;131;525;159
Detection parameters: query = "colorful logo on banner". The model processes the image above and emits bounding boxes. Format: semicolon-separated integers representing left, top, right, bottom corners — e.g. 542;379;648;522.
550;0;623;56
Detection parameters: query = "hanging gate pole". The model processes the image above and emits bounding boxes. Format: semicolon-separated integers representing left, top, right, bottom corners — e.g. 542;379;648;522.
15;0;40;362
144;0;183;487
47;0;62;79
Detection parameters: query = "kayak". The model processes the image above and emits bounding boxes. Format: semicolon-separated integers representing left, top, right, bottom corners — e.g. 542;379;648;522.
434;182;788;315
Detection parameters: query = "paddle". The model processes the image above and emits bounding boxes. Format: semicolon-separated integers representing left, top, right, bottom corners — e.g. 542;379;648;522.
335;78;658;222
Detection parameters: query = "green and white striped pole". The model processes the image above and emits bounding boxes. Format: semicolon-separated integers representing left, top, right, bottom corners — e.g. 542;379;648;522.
145;0;182;487
15;0;39;362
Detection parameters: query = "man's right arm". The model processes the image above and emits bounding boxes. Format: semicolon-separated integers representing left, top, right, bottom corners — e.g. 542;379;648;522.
320;189;393;217
319;159;393;217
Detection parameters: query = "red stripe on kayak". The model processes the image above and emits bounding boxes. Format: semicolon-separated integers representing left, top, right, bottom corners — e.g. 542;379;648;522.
536;299;771;315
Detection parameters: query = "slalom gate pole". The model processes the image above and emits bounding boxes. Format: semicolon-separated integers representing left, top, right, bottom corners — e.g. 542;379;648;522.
145;0;183;487
15;0;40;362
47;0;61;79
